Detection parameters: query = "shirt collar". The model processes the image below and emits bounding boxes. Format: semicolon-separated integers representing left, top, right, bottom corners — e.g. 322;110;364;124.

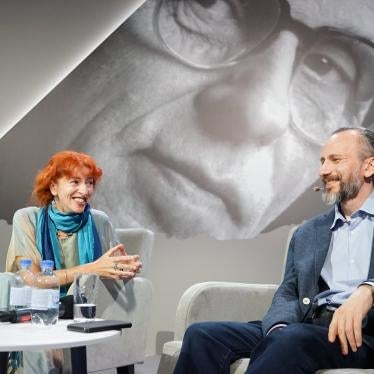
330;191;374;230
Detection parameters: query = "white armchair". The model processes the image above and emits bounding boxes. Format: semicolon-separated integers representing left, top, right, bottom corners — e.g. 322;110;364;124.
157;282;277;374
0;227;154;374
85;228;154;374
157;226;374;374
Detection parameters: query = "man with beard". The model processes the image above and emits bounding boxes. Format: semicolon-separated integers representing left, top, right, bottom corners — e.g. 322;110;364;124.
174;127;374;373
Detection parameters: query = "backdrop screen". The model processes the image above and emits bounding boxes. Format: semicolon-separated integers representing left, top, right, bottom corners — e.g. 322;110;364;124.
1;0;374;239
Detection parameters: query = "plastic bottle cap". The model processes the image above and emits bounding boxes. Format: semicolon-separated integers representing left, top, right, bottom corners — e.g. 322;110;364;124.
20;258;32;267
40;260;54;269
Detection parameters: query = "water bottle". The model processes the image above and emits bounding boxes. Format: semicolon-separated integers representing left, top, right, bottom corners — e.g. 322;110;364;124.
31;260;60;326
9;258;34;310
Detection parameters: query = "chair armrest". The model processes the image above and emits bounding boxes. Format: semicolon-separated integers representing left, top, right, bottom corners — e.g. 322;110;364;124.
88;277;153;370
68;276;153;371
174;282;278;340
89;277;153;370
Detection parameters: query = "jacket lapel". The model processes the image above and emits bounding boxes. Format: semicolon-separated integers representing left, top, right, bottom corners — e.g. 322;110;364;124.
314;209;335;282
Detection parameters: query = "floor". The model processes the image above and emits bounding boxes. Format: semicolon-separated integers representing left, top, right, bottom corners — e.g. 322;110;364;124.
135;355;161;374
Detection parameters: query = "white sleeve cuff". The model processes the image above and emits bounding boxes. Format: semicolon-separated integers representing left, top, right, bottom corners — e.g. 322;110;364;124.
361;281;374;287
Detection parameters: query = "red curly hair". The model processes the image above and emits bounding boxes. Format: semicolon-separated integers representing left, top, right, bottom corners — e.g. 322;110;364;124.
32;150;103;207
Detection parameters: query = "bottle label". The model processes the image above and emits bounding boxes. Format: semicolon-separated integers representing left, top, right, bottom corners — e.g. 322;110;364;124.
31;289;59;310
24;286;32;305
9;287;27;307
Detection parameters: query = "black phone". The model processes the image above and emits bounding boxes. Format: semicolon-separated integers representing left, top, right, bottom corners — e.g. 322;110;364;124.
67;319;132;333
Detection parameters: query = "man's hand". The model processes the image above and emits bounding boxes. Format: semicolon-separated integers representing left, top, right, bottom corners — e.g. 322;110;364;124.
328;285;373;355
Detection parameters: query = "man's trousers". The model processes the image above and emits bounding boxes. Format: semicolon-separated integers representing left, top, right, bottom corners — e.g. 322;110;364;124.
173;321;374;374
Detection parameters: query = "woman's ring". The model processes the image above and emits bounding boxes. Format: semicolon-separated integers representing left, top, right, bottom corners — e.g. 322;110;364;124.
113;263;125;272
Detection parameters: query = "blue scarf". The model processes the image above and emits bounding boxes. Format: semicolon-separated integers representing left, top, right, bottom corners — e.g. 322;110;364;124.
36;203;102;270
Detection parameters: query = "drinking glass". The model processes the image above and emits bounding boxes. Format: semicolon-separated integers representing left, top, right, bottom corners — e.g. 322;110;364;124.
73;273;98;322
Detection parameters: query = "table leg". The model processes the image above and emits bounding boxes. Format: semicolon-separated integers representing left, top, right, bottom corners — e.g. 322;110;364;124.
0;352;8;374
71;346;87;374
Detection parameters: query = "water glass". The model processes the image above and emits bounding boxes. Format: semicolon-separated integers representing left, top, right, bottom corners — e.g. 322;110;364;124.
73;273;98;322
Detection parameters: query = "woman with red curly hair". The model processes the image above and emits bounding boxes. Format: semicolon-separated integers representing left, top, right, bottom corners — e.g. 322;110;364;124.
6;150;142;373
6;150;141;288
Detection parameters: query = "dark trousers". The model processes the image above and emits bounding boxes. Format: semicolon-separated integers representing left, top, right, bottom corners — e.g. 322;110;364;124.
173;321;374;374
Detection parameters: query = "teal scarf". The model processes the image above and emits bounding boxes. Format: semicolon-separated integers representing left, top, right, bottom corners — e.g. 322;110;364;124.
36;203;102;270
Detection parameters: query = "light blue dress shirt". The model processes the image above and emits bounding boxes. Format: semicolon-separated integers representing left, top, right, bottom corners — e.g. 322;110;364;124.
316;192;374;307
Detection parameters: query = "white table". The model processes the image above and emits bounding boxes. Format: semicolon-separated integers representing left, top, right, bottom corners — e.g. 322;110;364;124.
0;320;121;373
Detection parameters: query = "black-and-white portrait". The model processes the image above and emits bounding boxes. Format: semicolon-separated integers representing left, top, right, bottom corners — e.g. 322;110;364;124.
1;0;374;239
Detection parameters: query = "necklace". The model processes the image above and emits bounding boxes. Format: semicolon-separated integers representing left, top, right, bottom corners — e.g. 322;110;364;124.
56;230;73;241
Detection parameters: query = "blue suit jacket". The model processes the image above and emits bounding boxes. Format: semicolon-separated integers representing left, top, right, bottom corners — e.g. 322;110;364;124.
262;207;374;345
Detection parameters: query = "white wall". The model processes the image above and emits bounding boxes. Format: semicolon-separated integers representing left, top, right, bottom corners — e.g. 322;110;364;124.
0;0;146;139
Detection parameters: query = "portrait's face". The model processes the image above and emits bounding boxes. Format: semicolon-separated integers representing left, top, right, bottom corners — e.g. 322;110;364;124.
68;0;374;239
50;169;94;213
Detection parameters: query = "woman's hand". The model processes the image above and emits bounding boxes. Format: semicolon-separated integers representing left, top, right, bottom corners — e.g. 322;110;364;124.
88;244;142;280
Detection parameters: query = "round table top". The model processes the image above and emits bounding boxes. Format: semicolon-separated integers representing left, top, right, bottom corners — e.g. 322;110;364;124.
0;320;120;351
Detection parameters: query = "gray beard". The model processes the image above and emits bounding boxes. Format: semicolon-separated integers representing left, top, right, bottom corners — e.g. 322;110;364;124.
322;190;340;206
322;172;361;206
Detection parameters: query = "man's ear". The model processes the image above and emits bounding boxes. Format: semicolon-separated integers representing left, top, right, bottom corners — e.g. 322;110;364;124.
364;156;374;178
